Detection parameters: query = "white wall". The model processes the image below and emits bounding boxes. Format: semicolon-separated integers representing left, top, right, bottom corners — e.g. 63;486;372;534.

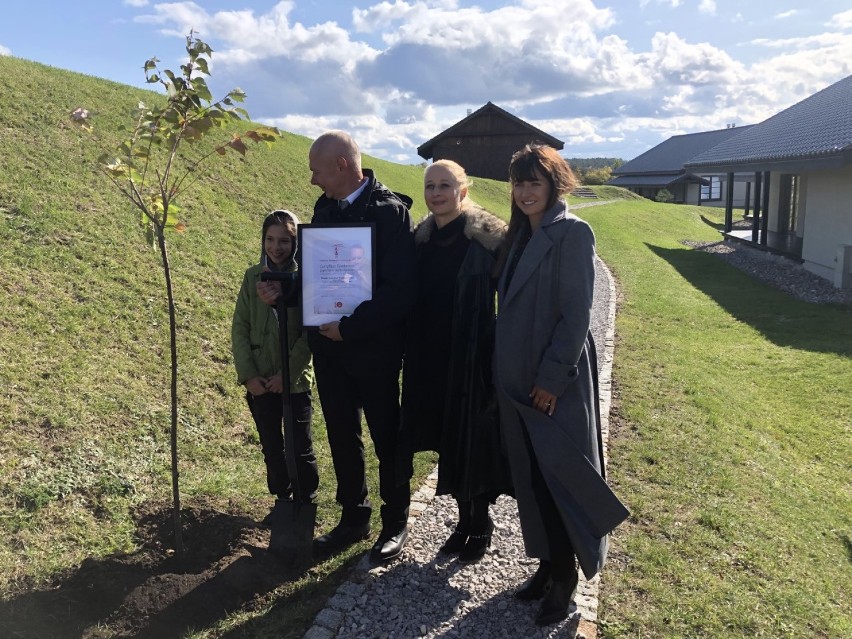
694;173;753;208
799;165;852;285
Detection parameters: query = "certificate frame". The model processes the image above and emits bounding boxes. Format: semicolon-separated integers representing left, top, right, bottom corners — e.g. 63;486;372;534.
298;223;376;328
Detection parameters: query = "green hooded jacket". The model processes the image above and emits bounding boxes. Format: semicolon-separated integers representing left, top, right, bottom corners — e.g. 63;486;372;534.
231;212;313;392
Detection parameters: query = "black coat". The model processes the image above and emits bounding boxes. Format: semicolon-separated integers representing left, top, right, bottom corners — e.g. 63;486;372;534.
307;169;416;362
401;205;513;500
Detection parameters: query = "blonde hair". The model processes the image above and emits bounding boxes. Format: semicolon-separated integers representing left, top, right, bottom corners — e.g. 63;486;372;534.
425;159;472;194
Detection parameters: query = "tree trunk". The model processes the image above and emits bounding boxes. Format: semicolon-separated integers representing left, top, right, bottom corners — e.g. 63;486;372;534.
156;225;184;556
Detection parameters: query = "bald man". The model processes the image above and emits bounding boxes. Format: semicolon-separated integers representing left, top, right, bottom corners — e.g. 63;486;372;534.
262;130;416;562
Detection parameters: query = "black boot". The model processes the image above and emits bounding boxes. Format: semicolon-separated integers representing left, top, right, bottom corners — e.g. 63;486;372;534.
458;517;493;563
438;526;468;554
515;560;551;600
439;498;471;555
535;567;579;626
459;498;493;563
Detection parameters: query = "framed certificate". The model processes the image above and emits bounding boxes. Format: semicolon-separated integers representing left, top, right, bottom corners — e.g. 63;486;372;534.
298;223;376;327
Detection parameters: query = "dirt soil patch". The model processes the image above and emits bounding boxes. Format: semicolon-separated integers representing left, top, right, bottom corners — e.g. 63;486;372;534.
0;501;303;638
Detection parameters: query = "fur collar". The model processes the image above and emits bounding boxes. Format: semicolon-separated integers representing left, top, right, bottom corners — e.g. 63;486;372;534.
415;202;507;251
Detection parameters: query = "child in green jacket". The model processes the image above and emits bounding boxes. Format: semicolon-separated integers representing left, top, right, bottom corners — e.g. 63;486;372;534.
231;210;316;521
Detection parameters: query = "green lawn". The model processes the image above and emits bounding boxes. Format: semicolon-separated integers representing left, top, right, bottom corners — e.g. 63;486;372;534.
581;201;851;639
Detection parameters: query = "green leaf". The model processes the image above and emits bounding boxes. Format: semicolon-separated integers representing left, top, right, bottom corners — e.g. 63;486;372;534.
194;57;210;76
144;58;159;71
192;78;212;103
227;88;246;103
164;204;182;227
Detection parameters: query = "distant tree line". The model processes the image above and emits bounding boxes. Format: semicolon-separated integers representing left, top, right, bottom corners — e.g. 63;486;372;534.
564;157;624;185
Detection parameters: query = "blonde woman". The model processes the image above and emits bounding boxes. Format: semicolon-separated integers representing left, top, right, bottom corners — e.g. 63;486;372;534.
400;160;512;563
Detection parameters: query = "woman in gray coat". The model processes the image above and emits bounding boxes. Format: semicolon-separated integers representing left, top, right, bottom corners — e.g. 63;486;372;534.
494;145;628;626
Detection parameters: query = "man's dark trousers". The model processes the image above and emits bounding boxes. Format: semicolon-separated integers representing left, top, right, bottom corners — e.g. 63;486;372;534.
312;347;410;532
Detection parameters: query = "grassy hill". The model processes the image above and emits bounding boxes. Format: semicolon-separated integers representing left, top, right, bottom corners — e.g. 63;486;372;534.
0;53;522;634
0;56;441;577
2;54;850;639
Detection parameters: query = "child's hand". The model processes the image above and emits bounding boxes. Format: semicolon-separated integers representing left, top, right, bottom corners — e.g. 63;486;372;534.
256;266;282;305
246;377;268;396
266;374;284;394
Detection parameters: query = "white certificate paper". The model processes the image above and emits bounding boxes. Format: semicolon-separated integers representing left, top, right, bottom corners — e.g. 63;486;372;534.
298;223;375;327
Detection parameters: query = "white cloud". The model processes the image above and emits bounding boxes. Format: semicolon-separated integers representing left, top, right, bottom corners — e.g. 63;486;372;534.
125;0;852;164
834;9;852;30
774;10;798;19
0;44;10;56
123;0;149;7
639;0;684;8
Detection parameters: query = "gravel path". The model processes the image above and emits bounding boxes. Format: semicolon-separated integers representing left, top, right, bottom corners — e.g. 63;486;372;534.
305;219;618;639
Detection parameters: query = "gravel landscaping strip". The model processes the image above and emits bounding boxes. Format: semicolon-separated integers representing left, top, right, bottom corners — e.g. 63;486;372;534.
682;236;852;306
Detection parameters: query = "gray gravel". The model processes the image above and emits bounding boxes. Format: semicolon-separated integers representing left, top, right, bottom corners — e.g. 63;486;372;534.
683;237;852;306
305;248;616;639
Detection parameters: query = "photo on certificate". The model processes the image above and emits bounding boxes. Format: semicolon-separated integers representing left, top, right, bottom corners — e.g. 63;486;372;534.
298;223;376;327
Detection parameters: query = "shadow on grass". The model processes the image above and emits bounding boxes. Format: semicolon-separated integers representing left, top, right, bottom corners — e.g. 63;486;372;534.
220;551;368;639
647;244;852;358
0;503;311;639
843;535;852;565
699;214;725;231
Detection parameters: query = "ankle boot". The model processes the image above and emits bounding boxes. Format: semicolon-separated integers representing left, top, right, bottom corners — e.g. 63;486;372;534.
515;560;552;600
458;517;494;563
438;525;468;554
534;568;579;626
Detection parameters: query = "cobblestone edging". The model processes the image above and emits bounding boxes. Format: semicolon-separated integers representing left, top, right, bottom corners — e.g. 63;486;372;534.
304;254;619;639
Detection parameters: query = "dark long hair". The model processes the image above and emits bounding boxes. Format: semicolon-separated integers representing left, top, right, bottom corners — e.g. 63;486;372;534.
493;144;579;277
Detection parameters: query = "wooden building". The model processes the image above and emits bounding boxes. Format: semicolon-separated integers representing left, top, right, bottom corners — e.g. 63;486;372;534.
417;102;564;181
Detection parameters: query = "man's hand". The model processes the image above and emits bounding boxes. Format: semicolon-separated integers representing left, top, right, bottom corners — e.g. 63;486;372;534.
319;321;343;341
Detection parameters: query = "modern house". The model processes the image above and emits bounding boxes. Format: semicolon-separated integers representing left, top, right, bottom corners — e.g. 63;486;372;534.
417;102;564;181
685;74;852;289
608;126;754;207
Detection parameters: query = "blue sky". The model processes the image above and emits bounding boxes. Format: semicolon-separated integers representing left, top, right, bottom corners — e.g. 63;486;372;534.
2;1;851;165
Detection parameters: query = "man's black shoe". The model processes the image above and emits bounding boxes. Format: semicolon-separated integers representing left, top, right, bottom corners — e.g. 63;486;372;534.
370;525;409;562
313;521;370;554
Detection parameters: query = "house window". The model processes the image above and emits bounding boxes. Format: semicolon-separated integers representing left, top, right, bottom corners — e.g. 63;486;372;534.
700;176;722;200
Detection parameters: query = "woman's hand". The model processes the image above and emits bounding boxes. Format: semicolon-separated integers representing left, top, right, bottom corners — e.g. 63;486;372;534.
529;385;557;416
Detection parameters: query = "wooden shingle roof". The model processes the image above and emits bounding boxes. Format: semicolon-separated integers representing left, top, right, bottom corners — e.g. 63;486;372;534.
417;102;563;159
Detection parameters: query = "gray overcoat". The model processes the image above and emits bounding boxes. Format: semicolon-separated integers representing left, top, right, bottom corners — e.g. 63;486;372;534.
494;200;628;579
